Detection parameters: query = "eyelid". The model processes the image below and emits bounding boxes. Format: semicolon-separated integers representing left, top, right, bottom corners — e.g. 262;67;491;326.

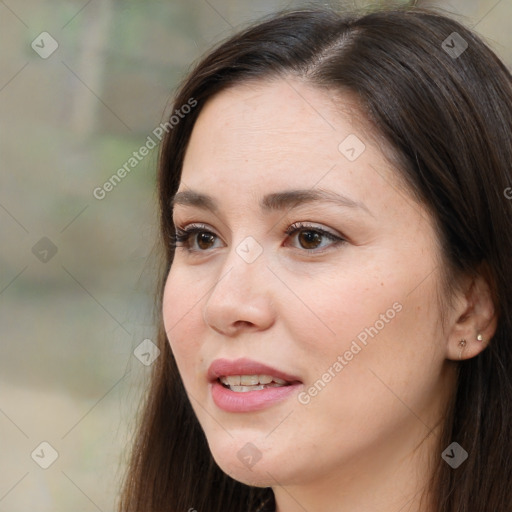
285;221;342;239
174;222;221;244
175;222;212;232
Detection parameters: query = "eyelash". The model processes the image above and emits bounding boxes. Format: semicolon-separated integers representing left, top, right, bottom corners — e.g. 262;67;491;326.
169;222;346;254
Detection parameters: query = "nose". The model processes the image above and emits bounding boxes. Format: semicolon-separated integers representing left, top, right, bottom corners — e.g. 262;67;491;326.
202;248;276;337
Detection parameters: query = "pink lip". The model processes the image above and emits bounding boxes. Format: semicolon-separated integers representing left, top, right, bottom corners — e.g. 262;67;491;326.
208;358;303;413
207;357;302;383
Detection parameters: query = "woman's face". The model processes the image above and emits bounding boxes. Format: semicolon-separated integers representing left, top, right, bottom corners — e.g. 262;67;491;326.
162;79;456;490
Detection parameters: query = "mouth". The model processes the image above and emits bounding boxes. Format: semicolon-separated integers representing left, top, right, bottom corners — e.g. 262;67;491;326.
208;358;303;412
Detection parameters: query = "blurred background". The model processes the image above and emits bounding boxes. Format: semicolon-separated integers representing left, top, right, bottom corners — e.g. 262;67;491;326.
0;0;510;510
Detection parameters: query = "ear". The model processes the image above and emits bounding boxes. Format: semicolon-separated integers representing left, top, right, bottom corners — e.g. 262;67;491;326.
446;265;498;361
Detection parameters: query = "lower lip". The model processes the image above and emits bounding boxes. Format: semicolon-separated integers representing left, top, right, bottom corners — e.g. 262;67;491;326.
211;380;302;412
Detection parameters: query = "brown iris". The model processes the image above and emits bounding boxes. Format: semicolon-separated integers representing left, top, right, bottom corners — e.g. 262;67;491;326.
197;233;216;250
298;230;322;250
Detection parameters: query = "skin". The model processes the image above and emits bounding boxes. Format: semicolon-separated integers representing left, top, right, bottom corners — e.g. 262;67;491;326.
162;78;496;512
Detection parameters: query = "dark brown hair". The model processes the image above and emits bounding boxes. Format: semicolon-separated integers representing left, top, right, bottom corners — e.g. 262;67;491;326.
118;4;512;511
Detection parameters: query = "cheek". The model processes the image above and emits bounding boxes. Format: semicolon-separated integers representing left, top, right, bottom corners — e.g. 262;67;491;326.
291;259;443;403
295;252;439;348
288;264;400;355
162;267;205;382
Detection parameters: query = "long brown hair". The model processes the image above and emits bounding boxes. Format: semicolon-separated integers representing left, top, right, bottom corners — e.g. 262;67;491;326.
118;4;512;511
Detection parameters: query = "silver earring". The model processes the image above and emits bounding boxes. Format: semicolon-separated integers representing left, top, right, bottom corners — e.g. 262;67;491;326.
458;339;467;360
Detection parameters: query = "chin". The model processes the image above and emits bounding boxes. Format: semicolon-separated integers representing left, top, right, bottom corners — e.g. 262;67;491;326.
216;458;276;488
208;440;285;488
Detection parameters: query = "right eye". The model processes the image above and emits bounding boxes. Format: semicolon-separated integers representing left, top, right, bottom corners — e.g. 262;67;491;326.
169;224;223;253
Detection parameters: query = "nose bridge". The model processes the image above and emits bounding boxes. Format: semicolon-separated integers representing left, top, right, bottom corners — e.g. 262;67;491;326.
202;234;275;333
212;233;267;299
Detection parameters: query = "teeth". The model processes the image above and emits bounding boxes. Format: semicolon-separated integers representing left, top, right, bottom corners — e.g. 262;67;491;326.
240;374;260;386
230;385;266;392
219;374;289;388
224;375;240;386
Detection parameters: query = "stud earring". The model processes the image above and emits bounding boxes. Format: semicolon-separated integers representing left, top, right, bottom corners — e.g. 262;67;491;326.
458;339;467;360
477;333;484;342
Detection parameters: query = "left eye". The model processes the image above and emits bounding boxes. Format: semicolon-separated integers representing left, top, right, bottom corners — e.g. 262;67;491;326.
284;222;345;251
169;222;345;253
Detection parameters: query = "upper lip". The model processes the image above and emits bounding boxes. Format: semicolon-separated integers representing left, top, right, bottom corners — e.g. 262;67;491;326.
208;357;302;383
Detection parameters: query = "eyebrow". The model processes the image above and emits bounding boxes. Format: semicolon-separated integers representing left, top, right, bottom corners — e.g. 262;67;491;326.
170;188;373;217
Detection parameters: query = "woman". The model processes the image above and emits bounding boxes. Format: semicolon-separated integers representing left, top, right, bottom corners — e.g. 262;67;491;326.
118;4;512;511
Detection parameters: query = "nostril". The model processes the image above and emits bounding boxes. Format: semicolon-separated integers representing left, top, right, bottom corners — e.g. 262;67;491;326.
233;320;255;328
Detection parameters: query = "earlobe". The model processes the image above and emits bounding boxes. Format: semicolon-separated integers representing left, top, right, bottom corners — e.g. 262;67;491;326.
447;268;498;361
457;339;467;361
456;332;488;361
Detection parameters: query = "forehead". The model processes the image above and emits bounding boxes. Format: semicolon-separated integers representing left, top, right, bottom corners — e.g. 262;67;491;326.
178;79;413;221
184;79;366;163
183;79;370;178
